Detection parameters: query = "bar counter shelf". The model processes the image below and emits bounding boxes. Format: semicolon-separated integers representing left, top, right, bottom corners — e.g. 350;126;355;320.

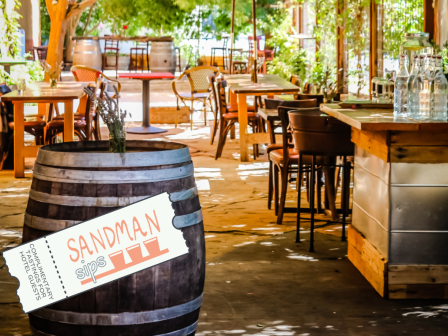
321;103;448;299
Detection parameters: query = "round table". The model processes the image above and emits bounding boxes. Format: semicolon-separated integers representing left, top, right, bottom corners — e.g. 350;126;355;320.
118;72;175;134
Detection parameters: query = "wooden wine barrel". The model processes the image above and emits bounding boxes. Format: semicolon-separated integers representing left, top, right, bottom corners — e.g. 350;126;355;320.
150;42;177;74
22;140;205;336
73;39;102;70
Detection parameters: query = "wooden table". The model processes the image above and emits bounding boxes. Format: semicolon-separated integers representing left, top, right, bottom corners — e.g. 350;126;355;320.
321;103;448;299
2;82;88;178
118;72;175;134
0;60;31;73
226;74;300;161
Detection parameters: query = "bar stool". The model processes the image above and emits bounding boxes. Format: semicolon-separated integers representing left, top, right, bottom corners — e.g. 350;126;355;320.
130;41;149;72
102;35;119;78
211;37;229;71
288;110;354;252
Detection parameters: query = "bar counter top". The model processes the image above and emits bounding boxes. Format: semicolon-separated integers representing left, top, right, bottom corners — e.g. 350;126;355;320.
321;103;448;132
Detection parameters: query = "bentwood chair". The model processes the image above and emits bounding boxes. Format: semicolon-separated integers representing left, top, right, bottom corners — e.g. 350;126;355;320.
208;74;258;145
33;46;48;62
172;65;220;130
213;77;260;160
289;110;354;251
264;102;318;222
46;85;101;143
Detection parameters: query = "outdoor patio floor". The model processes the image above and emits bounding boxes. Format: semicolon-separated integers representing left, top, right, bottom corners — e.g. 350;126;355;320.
1;118;448;335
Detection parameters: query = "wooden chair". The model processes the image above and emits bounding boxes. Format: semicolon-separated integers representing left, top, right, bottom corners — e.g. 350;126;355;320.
33;46;48;62
102;36;120;78
264;100;318;215
213;77;260;160
45;85;99;143
208;74;258;145
211;37;229;71
130;41;149;72
172;65;220;130
296;93;324;105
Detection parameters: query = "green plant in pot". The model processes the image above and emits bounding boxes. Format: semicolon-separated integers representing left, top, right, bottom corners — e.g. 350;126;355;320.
84;85;129;153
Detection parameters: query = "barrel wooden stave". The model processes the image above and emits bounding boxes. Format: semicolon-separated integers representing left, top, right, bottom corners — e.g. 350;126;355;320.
150;42;177;74
73;39;102;70
22;141;204;336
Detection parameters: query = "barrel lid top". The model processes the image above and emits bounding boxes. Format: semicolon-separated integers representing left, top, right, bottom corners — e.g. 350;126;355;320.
36;140;191;168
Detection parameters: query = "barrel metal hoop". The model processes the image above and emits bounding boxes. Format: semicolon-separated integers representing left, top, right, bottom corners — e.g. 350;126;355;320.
173;209;203;229
30;321;198;336
25;209;202;232
28;186;198;207
32;162;194;184
30;295;202;326
36;143;191;168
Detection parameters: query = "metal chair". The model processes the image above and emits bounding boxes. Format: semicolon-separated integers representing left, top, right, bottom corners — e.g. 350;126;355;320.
130;41;149;72
102;35;119;78
172;65;220;130
211;37;229;71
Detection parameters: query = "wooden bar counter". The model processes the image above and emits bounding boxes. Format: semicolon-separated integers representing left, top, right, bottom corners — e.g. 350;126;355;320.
321;103;448;299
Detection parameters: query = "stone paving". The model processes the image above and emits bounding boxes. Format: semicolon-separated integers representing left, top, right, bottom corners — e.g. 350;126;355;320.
1;120;447;335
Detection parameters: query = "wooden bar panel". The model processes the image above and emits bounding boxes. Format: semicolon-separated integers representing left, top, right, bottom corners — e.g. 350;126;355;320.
351;128;389;162
347;226;388;298
390;146;448;163
391;131;448;146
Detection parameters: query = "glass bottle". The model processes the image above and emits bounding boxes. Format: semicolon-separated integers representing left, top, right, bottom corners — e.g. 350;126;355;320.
407;55;419;118
430;55;448;121
414;55;431;120
393;54;410;117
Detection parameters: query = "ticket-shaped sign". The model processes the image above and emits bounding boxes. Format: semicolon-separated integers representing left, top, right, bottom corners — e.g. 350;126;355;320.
2;192;188;313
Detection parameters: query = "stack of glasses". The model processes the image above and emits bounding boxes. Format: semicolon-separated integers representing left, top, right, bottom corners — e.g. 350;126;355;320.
394;53;447;120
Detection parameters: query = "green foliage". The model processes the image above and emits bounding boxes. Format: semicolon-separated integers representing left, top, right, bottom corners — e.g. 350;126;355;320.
0;0;22;58
6;57;44;85
267;11;307;86
76;3;104;36
382;0;423;59
204;0;288;39
40;0;50;43
0;1;44;85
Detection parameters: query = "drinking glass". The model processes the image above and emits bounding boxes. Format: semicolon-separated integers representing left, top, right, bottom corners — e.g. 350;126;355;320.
17;78;26;94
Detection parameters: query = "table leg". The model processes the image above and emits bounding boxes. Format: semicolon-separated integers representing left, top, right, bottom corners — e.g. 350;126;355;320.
127;80;167;134
142;80;150;127
237;93;249;162
14;102;25;178
64;101;74;142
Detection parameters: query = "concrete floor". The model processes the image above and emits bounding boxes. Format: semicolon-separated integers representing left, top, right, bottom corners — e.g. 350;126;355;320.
1;105;448;335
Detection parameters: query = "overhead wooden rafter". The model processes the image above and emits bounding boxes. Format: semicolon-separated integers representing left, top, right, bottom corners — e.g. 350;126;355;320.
45;0;97;79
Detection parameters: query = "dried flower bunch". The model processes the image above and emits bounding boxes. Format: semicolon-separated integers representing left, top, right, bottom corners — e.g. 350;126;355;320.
84;85;130;133
40;60;64;80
